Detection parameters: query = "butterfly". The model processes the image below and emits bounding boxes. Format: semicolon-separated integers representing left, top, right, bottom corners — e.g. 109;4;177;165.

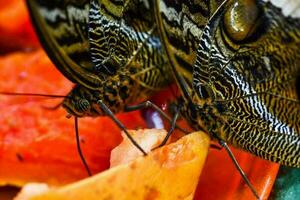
3;0;174;175
155;0;300;198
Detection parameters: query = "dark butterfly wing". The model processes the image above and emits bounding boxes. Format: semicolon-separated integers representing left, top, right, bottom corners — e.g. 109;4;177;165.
26;0;102;89
154;0;227;84
193;0;300;166
88;0;171;90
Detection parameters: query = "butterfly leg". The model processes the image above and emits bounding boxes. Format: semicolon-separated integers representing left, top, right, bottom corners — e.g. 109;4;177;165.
124;100;188;134
154;104;181;149
210;143;223;150
126;101;184;149
41;102;62;110
218;139;261;200
74;117;92;176
97;100;147;156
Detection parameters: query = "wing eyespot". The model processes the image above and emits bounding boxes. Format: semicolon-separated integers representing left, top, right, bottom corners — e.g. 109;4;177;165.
222;0;263;42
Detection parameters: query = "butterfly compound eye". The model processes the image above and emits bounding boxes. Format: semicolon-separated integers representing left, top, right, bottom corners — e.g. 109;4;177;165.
223;0;261;42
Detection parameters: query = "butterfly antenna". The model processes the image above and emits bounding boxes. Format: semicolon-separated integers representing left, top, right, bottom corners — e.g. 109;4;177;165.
0;91;68;99
74;117;92;176
219;140;261;200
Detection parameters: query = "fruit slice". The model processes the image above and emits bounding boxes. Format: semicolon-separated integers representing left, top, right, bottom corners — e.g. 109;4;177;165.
110;129;168;167
15;130;210;200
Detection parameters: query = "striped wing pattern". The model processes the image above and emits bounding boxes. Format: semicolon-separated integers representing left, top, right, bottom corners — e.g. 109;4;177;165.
26;0;102;88
27;0;172;117
155;0;300;167
88;0;171;90
192;1;300;166
155;0;224;83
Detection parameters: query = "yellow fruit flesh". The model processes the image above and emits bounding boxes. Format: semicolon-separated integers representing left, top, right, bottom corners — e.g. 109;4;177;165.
15;130;210;200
